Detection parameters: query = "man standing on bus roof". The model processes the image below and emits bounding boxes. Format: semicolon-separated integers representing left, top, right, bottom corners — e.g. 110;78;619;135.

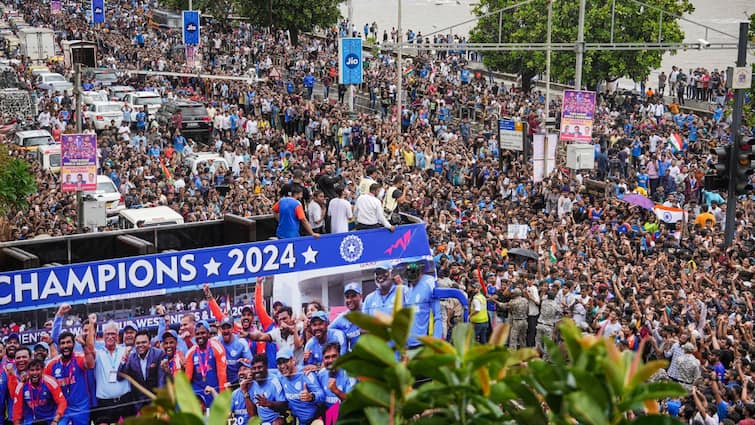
330;282;364;351
272;185;320;239
302;312;346;372
45;325;96;425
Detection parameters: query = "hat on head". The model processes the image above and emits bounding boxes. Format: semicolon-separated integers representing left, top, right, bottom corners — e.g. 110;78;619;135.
122;323;137;333
220;317;234;328
34;342;49;352
6;333;19;342
162;330;178;341
195;320;211;331
276;347;294;361
344;282;362;295
311;311;329;323
241;305;254;314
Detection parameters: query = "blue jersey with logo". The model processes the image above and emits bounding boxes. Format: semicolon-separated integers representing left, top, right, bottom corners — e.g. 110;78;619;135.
249;376;286;424
45;354;91;414
404;275;443;346
279;372;324;423
303;329;347;366
316;368;356;407
330;310;361;351
217;336;253;384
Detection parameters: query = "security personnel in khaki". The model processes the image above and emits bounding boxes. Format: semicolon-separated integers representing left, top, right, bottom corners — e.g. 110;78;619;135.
496;288;528;350
536;289;561;355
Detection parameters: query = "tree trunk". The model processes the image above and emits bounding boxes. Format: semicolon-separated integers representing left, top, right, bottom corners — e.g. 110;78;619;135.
290;27;299;47
0;216;12;242
521;69;536;94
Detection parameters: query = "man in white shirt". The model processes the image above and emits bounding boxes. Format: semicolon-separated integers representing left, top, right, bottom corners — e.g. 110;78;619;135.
328;187;353;233
307;191;326;233
354;183;394;231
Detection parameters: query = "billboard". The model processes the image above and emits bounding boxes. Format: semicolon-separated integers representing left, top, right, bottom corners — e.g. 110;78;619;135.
0;224;432;313
559;89;596;143
91;0;105;24
61;133;97;193
338;37;363;85
498;119;524;151
182;10;200;45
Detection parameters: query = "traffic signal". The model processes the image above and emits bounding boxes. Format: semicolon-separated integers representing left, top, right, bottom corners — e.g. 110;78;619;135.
735;137;755;194
705;145;730;191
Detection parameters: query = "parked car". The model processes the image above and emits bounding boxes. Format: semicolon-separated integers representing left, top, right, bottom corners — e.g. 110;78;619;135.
94;175;125;216
108;85;135;102
82;89;109;106
84;101;124;131
123;91;163;121
89;69;118;87
183;152;229;175
36;72;73;94
156;99;212;142
12;129;55;151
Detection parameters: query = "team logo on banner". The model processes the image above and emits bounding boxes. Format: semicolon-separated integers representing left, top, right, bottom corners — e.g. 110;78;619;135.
340;235;364;263
91;0;105;24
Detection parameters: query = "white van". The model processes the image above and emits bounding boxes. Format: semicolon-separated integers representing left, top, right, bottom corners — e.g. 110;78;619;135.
118;206;184;229
37;144;61;172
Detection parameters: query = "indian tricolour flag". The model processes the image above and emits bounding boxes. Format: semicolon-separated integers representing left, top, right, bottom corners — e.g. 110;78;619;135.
667;133;684;152
548;243;558;263
654;204;686;223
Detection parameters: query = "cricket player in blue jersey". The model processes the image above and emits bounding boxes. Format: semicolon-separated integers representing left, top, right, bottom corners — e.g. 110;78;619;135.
400;261;443;347
362;265;403;317
216;317;254;385
330;282;364;351
316;342;356;408
302;311;346;371
276;348;324;424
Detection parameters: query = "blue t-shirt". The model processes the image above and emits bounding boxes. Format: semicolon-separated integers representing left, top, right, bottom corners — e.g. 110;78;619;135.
303;329;347;366
279;372;325;423
404;275;443;346
248;376;286;424
330;310;361;351
317;368;356;407
217;336;253;384
631;141;642;157
275;197;303;239
637;173;649;189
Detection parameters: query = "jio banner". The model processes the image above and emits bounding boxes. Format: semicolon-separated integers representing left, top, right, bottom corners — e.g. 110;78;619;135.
0;224;431;313
338;37;363;85
91;0;105;24
559;89;596;143
61;134;97;193
182;10;200;45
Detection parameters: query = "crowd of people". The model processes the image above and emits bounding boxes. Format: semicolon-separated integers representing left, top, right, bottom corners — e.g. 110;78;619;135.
1;0;755;423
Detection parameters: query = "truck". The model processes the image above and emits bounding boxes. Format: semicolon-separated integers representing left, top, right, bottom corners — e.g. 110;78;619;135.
61;39;97;69
18;27;55;62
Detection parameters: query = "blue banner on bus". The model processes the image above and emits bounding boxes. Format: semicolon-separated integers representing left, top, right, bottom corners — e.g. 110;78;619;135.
182;10;200;45
338;37;363;85
91;0;105;24
0;224;430;313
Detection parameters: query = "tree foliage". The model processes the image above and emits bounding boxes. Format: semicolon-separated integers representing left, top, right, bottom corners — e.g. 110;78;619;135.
0;150;37;217
469;0;694;90
158;0;234;25
234;0;341;45
335;306;686;425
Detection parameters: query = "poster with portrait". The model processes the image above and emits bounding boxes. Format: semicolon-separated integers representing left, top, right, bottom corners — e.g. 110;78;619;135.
559;90;596;143
61;134;97;193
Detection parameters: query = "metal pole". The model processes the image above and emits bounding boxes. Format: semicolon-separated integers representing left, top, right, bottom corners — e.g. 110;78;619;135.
545;0;552;124
74;63;84;233
346;0;354;112
189;0;192;11
396;0;402;139
658;12;663;44
724;21;749;247
498;10;502;44
575;0;586;90
610;0;615;44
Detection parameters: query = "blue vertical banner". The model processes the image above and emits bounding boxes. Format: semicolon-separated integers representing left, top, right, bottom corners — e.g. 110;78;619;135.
182;10;201;46
91;0;105;24
338;37;363;85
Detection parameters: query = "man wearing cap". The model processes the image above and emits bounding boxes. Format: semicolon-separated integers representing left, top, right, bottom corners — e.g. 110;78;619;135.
215;317;254;386
230;361;257;425
1;333;20;367
34;342;50;365
119;330;165;411
303;311;346;371
122;323;138;348
160;330;185;377
330;282;364;351
185;320;228;408
363;265;403;317
400;262;443;347
90;321;132;425
246;354;287;425
673;342;701;389
276;348;325;425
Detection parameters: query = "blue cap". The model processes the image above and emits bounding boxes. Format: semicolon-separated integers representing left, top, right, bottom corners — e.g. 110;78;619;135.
6;333;19;342
123;322;138;332
162;330;178;341
34;341;49;352
344;282;362;295
276;347;294;361
219;317;234;328
195;320;211;331
310;311;329;323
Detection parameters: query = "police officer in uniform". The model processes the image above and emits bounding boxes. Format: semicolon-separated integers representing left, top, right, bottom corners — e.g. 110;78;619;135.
536;289;561;356
496;288;528;350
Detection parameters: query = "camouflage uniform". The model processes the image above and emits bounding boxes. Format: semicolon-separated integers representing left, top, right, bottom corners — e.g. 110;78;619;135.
536;297;561;354
506;291;529;350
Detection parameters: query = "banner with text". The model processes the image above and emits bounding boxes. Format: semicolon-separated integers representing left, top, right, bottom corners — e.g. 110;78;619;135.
338;37;363;85
182;10;200;46
498;119;524;151
0;224;431;313
91;0;105;24
61;134;97;193
559;90;595;143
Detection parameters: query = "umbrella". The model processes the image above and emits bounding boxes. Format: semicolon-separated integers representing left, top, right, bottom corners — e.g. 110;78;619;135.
507;248;539;260
622;193;655;210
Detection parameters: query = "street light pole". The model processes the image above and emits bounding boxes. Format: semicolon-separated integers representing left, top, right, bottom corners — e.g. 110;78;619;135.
346;0;354;112
545;0;552;123
575;0;585;90
723;21;750;247
396;0;402;139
